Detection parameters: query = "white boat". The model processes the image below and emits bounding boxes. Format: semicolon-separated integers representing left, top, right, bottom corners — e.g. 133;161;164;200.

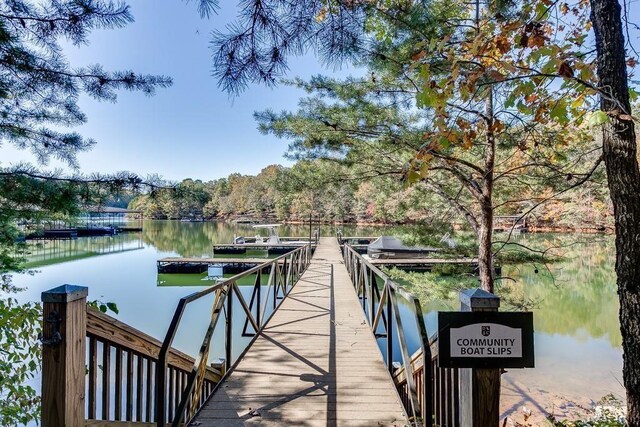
367;236;439;259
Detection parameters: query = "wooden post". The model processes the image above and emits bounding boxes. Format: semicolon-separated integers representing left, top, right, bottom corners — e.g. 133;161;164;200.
41;284;88;427
459;288;501;427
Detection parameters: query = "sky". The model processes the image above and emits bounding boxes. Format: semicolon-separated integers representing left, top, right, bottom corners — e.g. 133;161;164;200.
1;1;358;182
2;1;639;182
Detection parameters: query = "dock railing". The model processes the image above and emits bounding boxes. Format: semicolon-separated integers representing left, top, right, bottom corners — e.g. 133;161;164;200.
155;242;313;426
40;284;224;426
342;243;504;427
342;243;435;425
40;243;313;427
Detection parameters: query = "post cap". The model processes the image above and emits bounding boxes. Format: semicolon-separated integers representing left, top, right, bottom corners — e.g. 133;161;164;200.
42;284;88;303
459;288;500;309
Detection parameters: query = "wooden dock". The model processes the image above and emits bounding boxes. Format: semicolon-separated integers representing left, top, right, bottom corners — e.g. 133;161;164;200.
213;242;307;255
157;257;276;274
368;256;480;272
193;237;408;426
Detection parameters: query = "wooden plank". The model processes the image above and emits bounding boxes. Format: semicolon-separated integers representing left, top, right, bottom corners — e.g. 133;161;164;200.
193;237;408;425
213;243;305;248
115;347;123;420
136;355;143;421
88;336;97;419
368;257;479;265
145;358;153;422
126;351;133;421
157;257;279;264
85;421;156;427
168;367;175;422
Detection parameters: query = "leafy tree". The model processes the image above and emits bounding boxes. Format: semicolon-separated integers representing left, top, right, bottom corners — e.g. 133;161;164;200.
0;275;40;425
588;0;640;423
211;0;640;422
256;71;599;292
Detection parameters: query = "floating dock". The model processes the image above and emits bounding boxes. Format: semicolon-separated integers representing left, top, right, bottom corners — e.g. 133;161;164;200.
212;242;308;256
367;256;480;272
26;225;139;240
157;257;280;275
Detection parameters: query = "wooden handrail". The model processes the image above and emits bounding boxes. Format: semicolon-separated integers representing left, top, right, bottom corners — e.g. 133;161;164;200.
87;308;223;382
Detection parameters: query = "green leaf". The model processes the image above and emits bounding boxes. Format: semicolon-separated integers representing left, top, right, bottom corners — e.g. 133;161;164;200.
405;170;421;186
587;110;610;127
106;302;119;315
99;304;107;313
550;102;569;124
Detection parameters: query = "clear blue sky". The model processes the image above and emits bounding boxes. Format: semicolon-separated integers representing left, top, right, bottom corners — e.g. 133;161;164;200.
1;1;357;182
2;2;639;182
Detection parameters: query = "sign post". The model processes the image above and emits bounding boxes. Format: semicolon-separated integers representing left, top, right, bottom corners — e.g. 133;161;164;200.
438;289;535;427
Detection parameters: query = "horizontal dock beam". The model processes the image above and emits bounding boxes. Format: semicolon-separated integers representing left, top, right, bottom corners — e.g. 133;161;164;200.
213;242;311;256
157;257;282;274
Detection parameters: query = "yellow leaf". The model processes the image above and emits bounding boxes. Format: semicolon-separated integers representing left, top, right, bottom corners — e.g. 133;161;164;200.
571;94;585;109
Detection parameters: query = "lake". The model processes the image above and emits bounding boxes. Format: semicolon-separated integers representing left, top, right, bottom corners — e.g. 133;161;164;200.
12;220;623;422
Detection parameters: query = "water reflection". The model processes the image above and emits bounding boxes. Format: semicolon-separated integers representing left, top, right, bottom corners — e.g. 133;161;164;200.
22;232;144;268
500;233;620;348
10;221;622;420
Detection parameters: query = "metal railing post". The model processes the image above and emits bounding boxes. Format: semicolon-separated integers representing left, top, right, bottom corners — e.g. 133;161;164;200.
225;287;233;372
157;298;188;426
340;245;434;426
386;284;393;373
256;271;261;328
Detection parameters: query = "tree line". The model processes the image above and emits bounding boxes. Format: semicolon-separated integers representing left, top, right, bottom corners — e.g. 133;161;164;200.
128;158;612;230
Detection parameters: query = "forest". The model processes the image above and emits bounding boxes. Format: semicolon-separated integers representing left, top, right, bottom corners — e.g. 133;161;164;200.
128;158;612;230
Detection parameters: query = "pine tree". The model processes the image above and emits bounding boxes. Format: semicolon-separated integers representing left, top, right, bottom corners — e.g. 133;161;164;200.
0;1;209;423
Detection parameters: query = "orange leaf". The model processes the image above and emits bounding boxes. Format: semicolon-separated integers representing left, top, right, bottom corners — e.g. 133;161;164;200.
525;93;538;104
528;34;547;48
490;120;505;133
456;118;470;130
495;35;511;54
487;69;505;81
558;61;574;78
412;50;426;61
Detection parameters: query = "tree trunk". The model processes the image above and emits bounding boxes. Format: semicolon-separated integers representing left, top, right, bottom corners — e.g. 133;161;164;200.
477;202;494;292
478;91;496;293
590;0;640;424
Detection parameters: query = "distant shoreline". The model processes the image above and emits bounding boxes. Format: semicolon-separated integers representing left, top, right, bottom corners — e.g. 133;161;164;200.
145;217;615;234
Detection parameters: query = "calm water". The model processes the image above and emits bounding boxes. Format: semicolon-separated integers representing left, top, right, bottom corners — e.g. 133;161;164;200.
12;221;623;418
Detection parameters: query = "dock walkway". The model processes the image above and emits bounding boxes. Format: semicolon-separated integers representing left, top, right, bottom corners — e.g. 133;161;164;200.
193;237;408;426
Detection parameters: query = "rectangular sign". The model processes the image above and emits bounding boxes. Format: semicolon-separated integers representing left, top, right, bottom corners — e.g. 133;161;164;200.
438;311;534;368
